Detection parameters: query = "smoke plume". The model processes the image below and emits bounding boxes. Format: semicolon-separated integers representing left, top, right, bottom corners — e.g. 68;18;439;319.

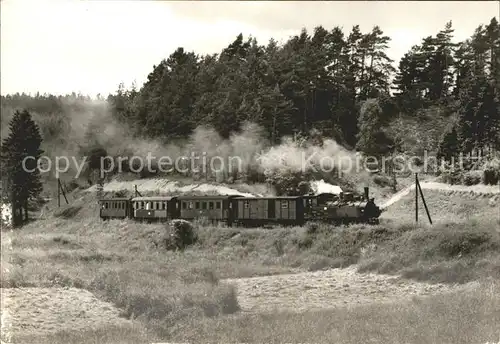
2;97;369;193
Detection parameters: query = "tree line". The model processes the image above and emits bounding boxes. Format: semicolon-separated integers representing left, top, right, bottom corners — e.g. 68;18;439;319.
2;18;498;159
106;18;499;157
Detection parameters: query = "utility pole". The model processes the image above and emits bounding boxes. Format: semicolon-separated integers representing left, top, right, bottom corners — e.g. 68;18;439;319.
415;173;418;223
57;178;69;207
415;173;432;225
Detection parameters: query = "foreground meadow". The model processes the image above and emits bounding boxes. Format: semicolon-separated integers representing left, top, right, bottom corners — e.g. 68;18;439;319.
1;191;500;344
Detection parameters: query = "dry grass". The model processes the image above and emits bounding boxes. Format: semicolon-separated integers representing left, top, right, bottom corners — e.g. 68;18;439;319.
1;287;143;343
173;280;500;344
2;189;500;343
11;281;499;344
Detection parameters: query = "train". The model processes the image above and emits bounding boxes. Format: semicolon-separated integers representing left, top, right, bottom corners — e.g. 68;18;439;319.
98;187;382;226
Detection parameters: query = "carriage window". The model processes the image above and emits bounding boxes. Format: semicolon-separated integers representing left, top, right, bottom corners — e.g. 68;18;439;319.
208;201;214;210
189;201;194;209
163;202;167;210
182;202;187;209
281;201;288;209
244;201;249;208
202;202;207;210
104;202;108;209
195;202;200;209
155;202;160;210
216;201;221;209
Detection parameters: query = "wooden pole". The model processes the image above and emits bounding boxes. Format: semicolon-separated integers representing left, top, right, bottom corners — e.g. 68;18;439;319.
57;178;61;207
417;177;433;225
415;173;418;223
58;179;69;205
134;185;142;197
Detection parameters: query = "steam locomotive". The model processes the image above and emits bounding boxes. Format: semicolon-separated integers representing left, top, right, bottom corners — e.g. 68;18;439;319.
98;187;381;226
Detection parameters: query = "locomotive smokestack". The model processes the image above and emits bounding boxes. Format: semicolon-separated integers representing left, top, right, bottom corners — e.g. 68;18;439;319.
364;187;369;201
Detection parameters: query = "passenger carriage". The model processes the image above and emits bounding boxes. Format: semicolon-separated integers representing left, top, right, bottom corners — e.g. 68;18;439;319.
99;197;132;220
232;196;305;226
131;196;179;222
176;195;239;225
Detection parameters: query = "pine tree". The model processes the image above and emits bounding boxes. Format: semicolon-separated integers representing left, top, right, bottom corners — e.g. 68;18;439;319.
0;110;43;227
437;126;459;161
355;98;395;158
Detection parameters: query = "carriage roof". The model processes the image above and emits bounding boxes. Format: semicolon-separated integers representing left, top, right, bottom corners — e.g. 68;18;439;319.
98;197;131;202
176;195;239;200
131;196;176;201
233;196;302;200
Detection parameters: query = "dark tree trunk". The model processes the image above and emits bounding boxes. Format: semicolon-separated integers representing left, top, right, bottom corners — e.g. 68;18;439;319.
24;199;28;222
12;202;21;228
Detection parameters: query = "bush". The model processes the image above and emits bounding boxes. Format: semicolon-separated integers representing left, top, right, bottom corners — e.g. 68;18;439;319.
64;180;81;192
166;219;197;250
114;190;128;198
437;231;493;258
483;167;499;185
463;170;482;186
441;170;464;185
479;155;500;185
53;205;83;219
440;162;464;185
373;174;393;188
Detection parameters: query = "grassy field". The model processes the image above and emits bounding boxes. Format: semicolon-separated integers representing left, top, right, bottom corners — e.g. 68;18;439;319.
2;189;500;343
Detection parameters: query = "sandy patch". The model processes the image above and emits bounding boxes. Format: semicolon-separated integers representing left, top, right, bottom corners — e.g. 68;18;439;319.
0;287;135;342
224;266;479;313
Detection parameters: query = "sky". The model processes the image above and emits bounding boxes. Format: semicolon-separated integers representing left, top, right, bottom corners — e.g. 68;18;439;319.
1;0;499;97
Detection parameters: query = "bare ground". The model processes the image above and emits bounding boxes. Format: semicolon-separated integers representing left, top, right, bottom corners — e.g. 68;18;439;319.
224;266;480;313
